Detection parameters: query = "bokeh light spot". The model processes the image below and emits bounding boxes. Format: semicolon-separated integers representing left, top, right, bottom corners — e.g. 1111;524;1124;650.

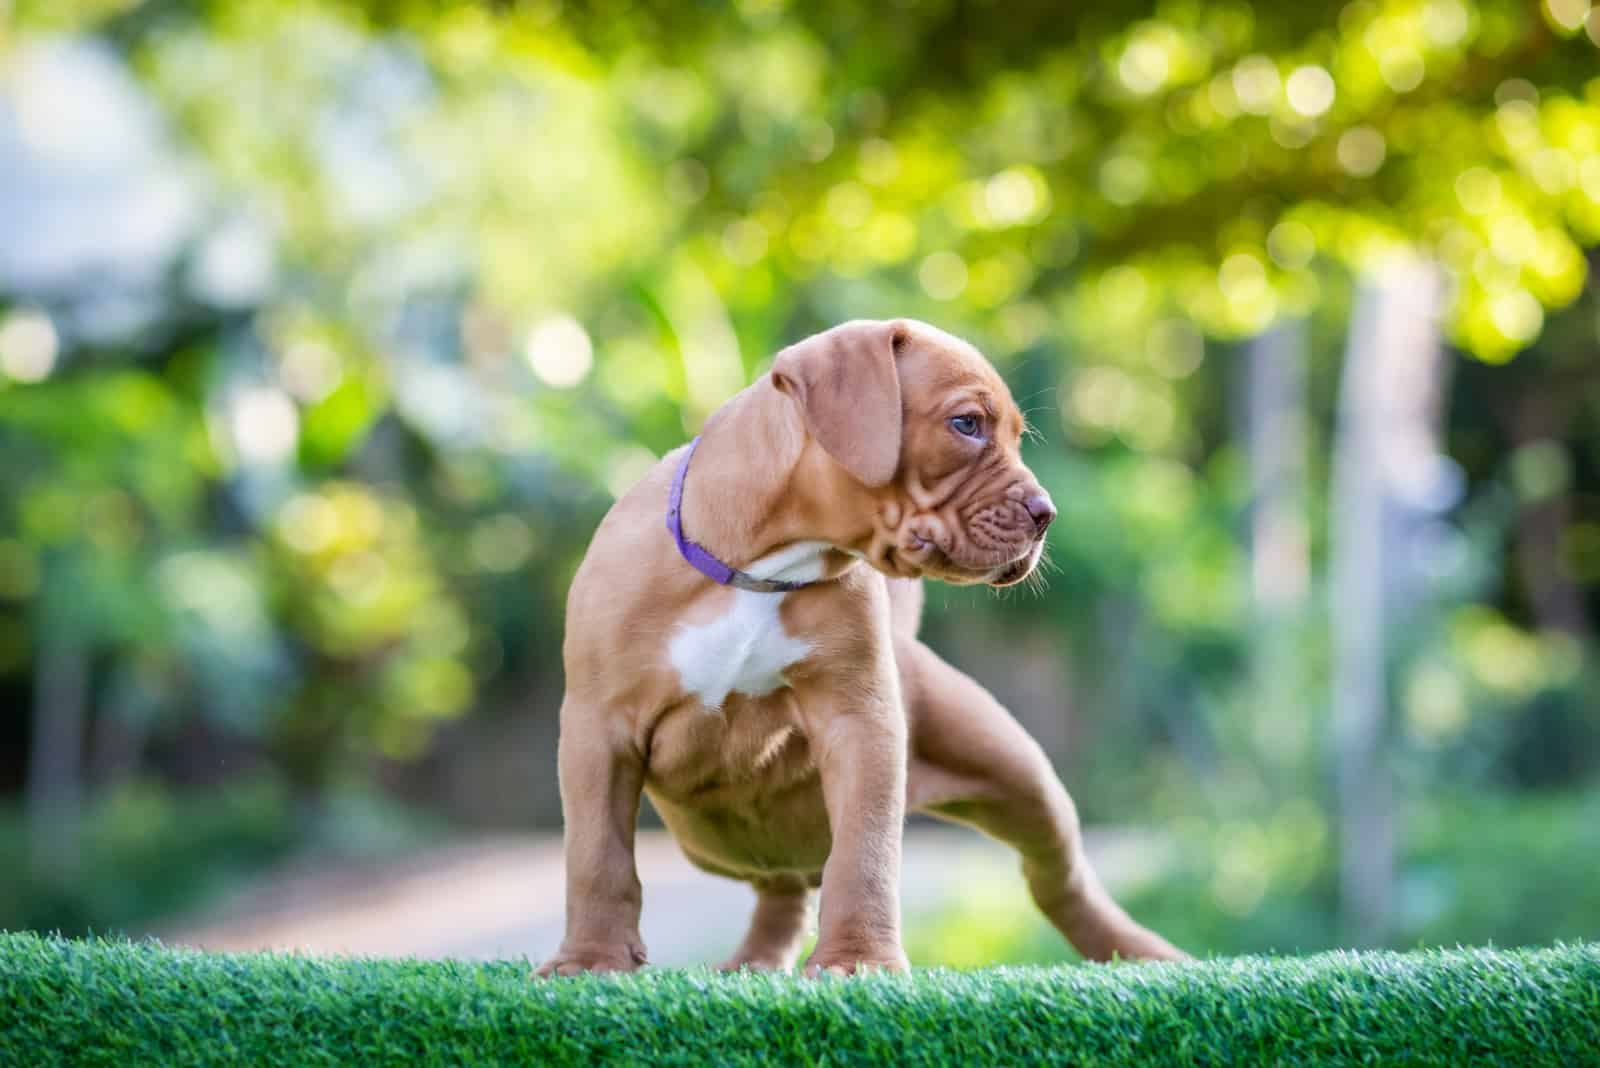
468;514;534;573
865;212;917;263
722;218;769;265
1422;0;1472;45
1530;148;1576;194
824;182;872;229
231;387;299;465
524;315;594;388
1376;47;1425;92
984;168;1049;226
1510;439;1572;502
1337;127;1387;176
1489;215;1537;264
1267;220;1317;269
279;493;340;556
1099;156;1150;204
1494;78;1539;107
1581;157;1600;202
1285;66;1335;118
918;251;968;301
858;138;899;185
1098;265;1151;317
1544;0;1592;33
1147;319;1205;379
1405;662;1469;744
1219;252;1268;302
1069;366;1135;430
1231;55;1281;115
280;341;342;402
1489;289;1543;344
1119;35;1171;96
0;309;60;383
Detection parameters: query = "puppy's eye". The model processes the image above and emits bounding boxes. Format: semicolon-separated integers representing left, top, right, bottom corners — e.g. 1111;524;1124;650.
949;414;982;439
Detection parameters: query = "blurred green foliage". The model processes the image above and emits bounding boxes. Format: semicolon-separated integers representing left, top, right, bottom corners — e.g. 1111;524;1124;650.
0;776;442;933
909;791;1600;965
0;0;1598;945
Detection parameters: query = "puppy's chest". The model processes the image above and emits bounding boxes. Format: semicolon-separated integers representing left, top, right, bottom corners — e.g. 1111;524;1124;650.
647;686;814;806
666;589;812;711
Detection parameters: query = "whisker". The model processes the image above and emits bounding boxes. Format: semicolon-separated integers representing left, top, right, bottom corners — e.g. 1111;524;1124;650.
1017;399;1058;444
1018;404;1053;444
1023;563;1049;595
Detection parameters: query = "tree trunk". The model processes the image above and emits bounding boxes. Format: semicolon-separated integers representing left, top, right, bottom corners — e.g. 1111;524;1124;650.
1330;262;1446;946
1247;318;1310;768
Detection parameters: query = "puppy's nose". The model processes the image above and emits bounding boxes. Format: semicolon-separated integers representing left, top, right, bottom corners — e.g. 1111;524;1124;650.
1024;491;1056;534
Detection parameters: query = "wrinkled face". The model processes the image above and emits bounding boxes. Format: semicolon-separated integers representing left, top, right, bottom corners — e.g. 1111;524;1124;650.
870;326;1055;587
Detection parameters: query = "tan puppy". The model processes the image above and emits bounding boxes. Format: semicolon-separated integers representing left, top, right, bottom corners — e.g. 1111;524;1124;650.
538;319;1184;976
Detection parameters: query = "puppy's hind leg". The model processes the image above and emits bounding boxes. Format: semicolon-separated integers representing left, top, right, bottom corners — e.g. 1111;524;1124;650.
719;877;814;973
899;638;1188;963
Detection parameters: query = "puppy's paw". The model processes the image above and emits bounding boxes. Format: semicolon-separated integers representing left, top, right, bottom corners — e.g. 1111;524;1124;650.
534;940;648;977
803;949;910;978
1128;935;1192;963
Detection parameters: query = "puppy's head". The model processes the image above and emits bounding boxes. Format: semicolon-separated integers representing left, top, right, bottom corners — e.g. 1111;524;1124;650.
771;318;1054;587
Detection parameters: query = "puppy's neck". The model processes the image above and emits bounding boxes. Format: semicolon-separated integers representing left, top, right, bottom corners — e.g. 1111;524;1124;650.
682;377;873;581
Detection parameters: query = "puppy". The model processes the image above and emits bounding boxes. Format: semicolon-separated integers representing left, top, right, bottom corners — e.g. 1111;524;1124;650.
538;319;1185;975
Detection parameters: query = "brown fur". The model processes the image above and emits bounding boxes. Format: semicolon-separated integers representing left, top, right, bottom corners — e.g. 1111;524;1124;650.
537;320;1185;976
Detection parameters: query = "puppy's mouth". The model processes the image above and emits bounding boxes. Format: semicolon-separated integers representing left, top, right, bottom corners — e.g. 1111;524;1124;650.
985;540;1044;588
899;530;1043;587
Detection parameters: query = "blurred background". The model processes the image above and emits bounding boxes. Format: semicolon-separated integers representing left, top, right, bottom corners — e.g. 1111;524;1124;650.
1;0;1598;967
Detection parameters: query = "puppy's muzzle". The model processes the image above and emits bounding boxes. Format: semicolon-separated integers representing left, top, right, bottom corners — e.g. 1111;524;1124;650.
984;489;1053;587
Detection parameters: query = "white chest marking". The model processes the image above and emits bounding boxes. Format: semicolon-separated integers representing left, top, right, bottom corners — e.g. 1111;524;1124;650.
741;539;833;584
669;589;812;711
667;542;827;711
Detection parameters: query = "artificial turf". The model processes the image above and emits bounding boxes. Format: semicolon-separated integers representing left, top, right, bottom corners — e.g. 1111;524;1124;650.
1;934;1596;1066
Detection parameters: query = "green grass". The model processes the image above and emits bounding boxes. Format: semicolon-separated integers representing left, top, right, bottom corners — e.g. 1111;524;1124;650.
2;935;1597;1066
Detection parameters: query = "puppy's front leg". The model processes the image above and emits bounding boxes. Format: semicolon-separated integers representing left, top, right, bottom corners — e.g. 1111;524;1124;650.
804;686;910;976
536;701;648;976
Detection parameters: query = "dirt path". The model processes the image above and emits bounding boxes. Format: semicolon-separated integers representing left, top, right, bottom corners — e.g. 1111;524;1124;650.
160;826;1169;965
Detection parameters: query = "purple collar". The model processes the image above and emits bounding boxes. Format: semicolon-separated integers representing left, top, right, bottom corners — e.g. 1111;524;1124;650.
665;436;817;594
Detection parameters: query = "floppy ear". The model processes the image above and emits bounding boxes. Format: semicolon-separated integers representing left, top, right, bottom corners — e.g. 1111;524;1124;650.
770;319;907;487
